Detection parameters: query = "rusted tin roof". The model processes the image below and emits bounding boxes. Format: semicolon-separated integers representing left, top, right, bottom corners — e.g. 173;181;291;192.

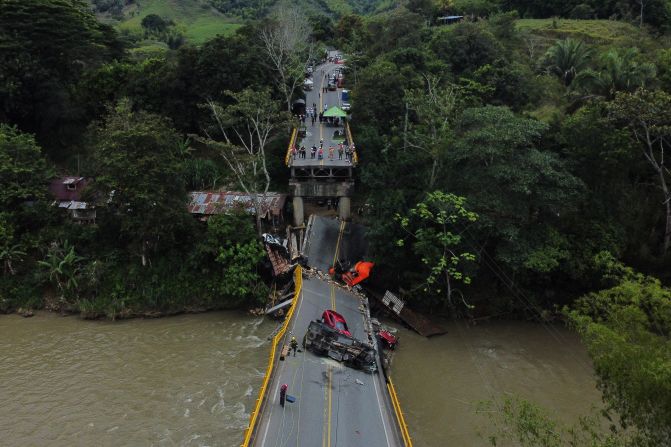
187;191;287;218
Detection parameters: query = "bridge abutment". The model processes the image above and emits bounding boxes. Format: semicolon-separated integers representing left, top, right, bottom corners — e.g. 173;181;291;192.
292;196;304;227
338;196;351;221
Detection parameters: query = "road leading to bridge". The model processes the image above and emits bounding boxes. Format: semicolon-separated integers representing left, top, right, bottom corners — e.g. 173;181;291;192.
291;53;351;168
251;218;403;447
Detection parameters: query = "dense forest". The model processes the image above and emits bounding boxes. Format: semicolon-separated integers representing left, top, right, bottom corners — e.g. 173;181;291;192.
1;0;671;443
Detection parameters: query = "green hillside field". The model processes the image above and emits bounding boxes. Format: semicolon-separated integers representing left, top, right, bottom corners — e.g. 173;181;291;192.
103;0;242;45
515;18;655;49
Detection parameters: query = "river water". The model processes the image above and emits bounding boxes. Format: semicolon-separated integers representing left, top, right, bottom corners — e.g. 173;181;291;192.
0;313;600;446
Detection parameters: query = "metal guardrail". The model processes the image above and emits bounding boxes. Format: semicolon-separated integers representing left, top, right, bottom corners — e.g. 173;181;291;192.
387;377;413;447
285;128;298;166
241;266;303;447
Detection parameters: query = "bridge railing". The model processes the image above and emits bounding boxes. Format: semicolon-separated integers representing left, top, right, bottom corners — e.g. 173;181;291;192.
241;266;303;447
345;122;358;166
284;128;298;166
387;376;414;447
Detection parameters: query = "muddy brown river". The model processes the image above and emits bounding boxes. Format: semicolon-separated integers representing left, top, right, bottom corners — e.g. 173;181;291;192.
0;313;600;446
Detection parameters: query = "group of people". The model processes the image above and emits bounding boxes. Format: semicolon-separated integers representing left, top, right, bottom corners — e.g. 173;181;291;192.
291;140;355;162
297;103;344;128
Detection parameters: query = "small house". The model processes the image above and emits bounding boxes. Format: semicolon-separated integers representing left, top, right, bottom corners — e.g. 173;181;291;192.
49;177;96;224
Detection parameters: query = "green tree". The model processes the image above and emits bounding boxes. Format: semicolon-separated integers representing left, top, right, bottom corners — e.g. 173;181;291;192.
558;104;640;267
205;212;268;305
0;124;49;209
353;59;407;132
365;9;425;56
0;0;122;148
567;253;671;446
141;14;168;32
607;89;671;255
404;76;462;189
450;106;583;277
396;191;478;311
90;99;191;266
260;3;314;113
430;22;503;75
198;88;289;233
542;38;593;87
575;48;656;99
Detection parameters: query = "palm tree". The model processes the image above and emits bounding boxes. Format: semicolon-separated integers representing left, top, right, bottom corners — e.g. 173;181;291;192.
0;243;26;276
574;48;657;98
543;38;593;86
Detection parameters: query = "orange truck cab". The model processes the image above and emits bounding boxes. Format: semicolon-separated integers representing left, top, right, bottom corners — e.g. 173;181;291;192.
342;261;374;287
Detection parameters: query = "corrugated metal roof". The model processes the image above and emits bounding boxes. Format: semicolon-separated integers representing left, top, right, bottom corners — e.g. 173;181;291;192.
187;191;287;218
57;200;91;210
62;177;85;185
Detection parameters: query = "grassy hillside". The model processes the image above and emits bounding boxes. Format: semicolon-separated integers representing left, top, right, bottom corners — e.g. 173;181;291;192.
97;0;241;45
516;18;655;49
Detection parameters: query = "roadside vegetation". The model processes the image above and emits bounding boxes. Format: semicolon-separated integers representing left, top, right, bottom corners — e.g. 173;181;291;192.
2;0;671;443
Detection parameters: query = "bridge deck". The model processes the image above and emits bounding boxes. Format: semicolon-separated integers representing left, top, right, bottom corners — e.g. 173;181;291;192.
253;276;401;447
251;217;403;446
289;59;352;169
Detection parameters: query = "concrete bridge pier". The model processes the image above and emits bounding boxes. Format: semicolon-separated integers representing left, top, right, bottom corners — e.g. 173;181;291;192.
338;196;351;221
292;196;304;227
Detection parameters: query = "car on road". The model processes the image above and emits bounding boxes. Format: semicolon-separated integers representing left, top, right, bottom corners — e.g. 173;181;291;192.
322;310;352;337
341;102;351;111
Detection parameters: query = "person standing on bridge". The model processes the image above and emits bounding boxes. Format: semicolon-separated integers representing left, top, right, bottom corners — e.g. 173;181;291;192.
318;147;324;160
328;146;335;160
338;144;344;160
279;383;288;407
311;145;317;159
290;336;298;356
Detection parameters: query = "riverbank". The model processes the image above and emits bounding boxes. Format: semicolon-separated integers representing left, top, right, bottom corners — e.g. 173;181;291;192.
2;300;261;321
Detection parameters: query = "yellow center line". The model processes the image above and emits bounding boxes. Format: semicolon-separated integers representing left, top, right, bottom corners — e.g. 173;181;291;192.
332;220;345;267
330;284;336;311
330;221;345;311
324;213;343;447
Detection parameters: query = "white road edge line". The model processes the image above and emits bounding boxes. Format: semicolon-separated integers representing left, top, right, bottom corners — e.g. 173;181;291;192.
373;369;392;446
260;277;306;447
